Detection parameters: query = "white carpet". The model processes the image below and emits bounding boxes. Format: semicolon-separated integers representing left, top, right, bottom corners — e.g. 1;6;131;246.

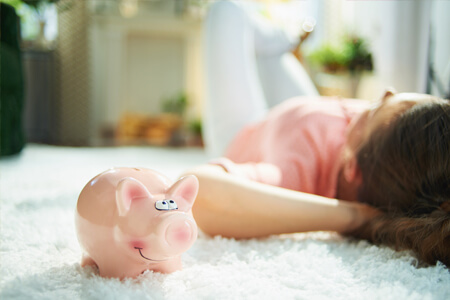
1;145;449;300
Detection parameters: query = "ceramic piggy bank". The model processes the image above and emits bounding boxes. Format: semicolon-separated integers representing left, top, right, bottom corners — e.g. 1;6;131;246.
75;167;199;279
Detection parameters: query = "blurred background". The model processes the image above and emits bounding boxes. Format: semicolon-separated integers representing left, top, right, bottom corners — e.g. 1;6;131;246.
1;0;449;155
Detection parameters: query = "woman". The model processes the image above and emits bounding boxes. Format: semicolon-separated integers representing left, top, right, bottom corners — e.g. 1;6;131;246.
184;90;450;267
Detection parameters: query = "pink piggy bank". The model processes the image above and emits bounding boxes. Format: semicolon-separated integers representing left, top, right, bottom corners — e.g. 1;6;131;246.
75;167;199;279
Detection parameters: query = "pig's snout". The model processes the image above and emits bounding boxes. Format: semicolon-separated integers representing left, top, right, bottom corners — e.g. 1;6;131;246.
166;220;194;247
160;214;197;254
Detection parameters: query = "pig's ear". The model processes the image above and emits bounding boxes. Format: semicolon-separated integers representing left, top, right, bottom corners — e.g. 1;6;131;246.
116;177;153;216
167;175;199;207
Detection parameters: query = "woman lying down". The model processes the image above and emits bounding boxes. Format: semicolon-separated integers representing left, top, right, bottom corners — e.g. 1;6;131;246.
185;90;450;268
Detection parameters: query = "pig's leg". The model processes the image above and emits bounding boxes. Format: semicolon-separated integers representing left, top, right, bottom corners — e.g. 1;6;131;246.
152;257;183;274
97;264;144;280
80;253;96;267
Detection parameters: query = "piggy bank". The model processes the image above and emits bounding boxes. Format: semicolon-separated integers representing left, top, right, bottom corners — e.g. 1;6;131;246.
75;167;199;279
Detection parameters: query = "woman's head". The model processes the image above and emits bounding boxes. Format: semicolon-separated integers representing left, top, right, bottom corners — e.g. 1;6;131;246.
355;92;449;214
340;91;444;201
346;90;450;266
345;90;443;158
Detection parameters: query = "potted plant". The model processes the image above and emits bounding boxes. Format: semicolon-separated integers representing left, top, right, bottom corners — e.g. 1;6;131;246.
308;35;373;97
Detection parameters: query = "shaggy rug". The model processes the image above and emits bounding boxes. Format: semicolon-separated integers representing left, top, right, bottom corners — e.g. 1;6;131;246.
1;145;449;300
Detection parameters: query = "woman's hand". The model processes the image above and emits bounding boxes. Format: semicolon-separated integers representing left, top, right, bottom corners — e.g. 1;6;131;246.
344;203;383;234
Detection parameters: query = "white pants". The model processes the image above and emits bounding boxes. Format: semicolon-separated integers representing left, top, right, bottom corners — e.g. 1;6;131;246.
203;0;318;157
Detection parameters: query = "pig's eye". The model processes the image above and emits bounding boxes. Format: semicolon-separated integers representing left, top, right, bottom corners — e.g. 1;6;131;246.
168;200;178;210
155;200;178;211
155;200;169;211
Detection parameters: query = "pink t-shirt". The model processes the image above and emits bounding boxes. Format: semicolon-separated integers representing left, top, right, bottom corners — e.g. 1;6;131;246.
215;97;368;198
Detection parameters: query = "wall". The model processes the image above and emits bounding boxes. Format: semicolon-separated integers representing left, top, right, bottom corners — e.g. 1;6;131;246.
55;0;91;145
344;0;449;96
429;0;450;98
89;14;203;145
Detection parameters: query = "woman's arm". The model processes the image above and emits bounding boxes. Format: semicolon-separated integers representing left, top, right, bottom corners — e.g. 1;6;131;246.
183;164;379;238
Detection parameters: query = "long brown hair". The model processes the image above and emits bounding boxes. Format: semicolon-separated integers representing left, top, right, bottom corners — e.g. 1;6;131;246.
352;99;450;267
